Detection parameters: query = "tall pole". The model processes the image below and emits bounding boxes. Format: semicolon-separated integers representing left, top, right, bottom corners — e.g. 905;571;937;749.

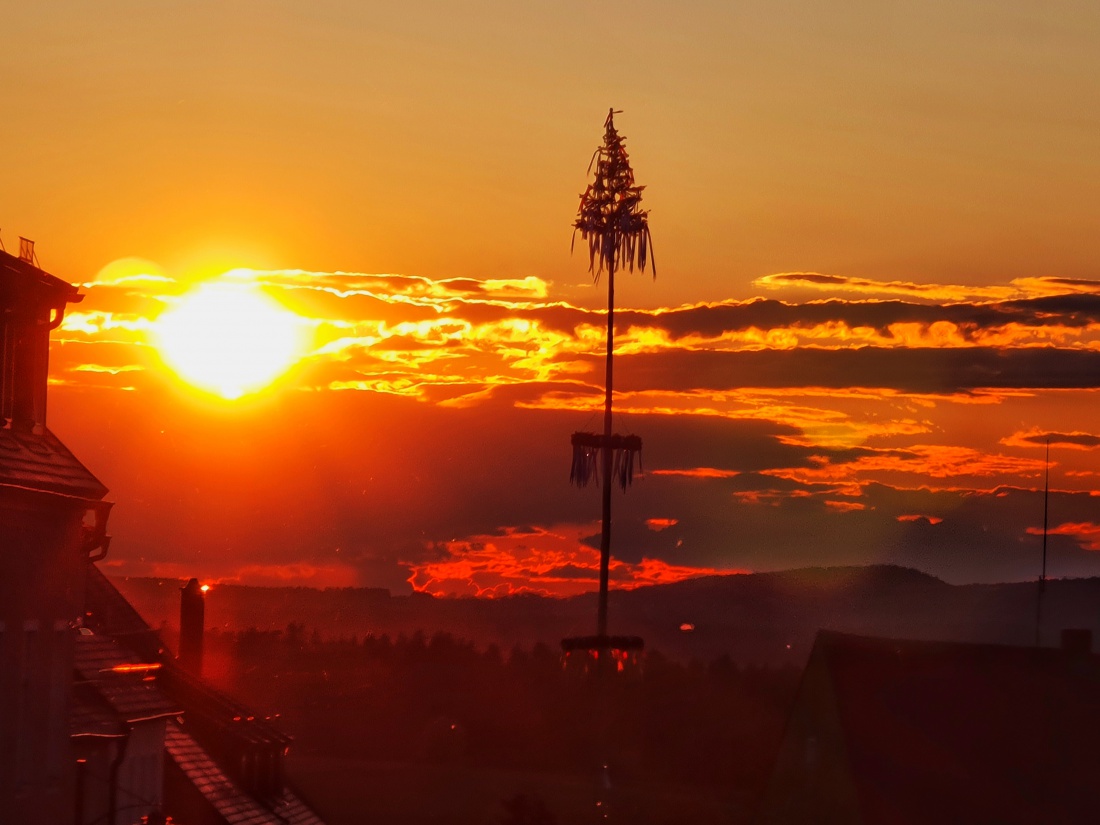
1035;439;1050;646
569;109;653;823
598;252;616;638
571;108;653;641
1043;438;1050;582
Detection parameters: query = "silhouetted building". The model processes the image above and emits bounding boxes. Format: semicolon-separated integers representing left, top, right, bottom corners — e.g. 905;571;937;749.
1;242;324;825
71;630;180;825
83;564;321;825
760;630;1100;824
0;246;111;825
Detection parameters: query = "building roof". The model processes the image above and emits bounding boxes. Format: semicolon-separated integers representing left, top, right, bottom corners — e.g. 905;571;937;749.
71;681;128;739
165;722;324;825
84;562;168;659
811;630;1100;824
0;248;80;309
74;632;181;724
85;563;291;749
159;663;292;749
0;246;104;499
0;426;109;500
83;562;323;822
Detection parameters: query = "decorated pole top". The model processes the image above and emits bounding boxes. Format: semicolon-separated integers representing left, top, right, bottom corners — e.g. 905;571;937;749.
572;108;655;281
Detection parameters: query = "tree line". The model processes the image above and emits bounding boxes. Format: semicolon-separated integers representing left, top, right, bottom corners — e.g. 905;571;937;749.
203;625;799;796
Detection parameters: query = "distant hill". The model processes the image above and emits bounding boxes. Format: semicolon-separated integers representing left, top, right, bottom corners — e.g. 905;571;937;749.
111;565;1100;666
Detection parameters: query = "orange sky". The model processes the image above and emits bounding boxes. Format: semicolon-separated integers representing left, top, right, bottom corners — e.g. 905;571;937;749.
43;264;1100;595
5;3;1100;303
5;2;1100;597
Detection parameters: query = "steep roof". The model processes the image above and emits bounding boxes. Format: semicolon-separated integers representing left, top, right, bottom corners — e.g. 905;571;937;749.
0;247;105;500
165;722;323;825
84;564;291;749
84;562;168;659
813;630;1100;824
0;248;80;308
71;681;128;740
83;563;324;823
0;427;108;500
159;663;292;750
74;631;181;724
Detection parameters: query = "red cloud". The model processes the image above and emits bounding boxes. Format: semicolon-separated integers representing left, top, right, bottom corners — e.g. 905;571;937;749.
405;524;728;598
645;518;679;531
1026;522;1100;551
123;560;360;588
825;500;866;512
897;514;944;525
650;468;740;479
1002;428;1100;451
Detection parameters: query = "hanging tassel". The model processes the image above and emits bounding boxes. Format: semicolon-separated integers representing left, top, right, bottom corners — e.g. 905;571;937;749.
570;432;643;490
610;434;643;491
570;432;602;487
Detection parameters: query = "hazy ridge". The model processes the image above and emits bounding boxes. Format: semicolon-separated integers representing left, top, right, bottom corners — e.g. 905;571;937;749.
112;565;1100;666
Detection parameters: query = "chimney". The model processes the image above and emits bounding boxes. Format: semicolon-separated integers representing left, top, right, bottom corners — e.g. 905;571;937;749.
179;578;205;676
1060;628;1092;657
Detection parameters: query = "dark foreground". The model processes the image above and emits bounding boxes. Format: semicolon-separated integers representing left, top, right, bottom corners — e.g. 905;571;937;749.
288;756;744;825
203;628;799;824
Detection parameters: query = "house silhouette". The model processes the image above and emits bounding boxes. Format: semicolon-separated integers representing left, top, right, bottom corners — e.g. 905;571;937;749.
0;244;325;825
760;629;1100;824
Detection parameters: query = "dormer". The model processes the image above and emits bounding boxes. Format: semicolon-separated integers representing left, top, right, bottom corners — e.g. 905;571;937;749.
0;243;107;503
0;242;82;433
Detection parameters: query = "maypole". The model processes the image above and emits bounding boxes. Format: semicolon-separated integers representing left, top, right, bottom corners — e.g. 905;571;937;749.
569;108;654;642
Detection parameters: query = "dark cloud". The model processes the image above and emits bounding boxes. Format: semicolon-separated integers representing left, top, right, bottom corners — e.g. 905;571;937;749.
51;269;1100;592
543;564;598;580
608;346;1100;394
47;385;854;587
608;477;1100;584
1018;432;1100;449
613;294;1100;341
770;273;848;286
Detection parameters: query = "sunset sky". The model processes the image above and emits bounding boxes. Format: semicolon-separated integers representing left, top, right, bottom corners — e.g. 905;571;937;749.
4;2;1100;597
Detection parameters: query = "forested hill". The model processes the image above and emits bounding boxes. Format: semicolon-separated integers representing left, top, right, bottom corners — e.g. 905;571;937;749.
112;565;1100;666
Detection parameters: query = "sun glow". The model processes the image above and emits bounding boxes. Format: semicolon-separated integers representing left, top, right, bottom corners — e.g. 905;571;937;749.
153;279;306;399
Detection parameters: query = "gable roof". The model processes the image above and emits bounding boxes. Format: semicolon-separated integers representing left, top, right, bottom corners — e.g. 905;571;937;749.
813;630;1100;824
0;427;109;500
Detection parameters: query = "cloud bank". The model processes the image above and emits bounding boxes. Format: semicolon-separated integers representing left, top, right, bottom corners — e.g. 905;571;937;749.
48;267;1100;594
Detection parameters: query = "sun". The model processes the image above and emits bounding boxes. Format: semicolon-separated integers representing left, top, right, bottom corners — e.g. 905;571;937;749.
153;278;306;399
